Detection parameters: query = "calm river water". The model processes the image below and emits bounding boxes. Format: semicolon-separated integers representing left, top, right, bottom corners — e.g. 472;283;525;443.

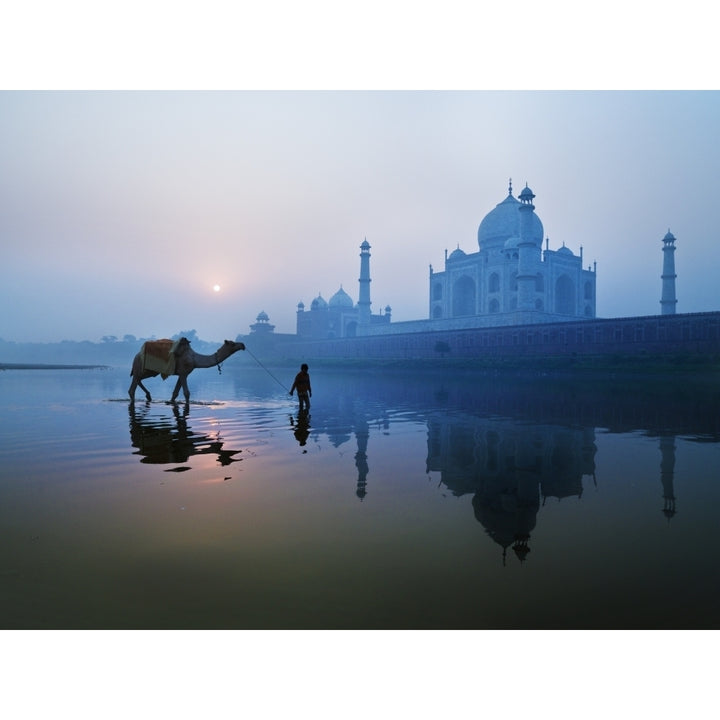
1;362;719;629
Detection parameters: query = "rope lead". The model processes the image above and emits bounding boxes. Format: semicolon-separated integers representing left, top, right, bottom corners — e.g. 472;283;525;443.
244;347;290;393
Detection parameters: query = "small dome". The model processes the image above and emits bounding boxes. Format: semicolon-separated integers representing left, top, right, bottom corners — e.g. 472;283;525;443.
256;310;269;322
329;286;354;308
385;305;392;313
311;294;327;310
448;246;466;260
519;184;535;202
663;230;676;242
557;244;573;256
297;301;305;309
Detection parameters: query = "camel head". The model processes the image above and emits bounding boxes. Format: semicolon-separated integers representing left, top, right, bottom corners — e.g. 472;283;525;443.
224;339;246;353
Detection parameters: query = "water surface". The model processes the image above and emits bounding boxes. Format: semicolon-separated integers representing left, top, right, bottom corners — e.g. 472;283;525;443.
1;364;718;629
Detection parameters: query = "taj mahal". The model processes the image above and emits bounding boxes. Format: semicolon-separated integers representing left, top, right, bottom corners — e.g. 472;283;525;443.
245;179;705;360
293;179;598;339
428;180;596;325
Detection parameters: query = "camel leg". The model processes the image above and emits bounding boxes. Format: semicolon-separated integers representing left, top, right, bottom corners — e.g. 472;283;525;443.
137;379;152;402
129;375;152;402
129;354;153;402
170;377;184;403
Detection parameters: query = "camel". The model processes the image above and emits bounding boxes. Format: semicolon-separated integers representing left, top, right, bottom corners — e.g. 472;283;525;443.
129;337;246;403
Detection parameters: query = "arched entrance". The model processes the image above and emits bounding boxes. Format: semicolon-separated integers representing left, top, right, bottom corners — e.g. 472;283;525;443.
555;275;575;315
452;276;476;317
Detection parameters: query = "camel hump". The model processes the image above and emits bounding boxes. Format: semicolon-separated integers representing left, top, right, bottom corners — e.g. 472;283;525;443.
140;339;181;378
143;339;175;361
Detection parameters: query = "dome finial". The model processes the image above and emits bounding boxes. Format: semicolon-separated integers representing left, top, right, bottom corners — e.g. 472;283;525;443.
508;178;513;196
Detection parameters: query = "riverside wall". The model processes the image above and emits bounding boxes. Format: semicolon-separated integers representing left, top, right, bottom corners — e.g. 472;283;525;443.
274;311;720;362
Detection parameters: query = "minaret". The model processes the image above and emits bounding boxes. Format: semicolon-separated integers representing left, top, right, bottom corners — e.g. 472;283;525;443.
517;184;538;311
358;238;372;325
660;230;677;315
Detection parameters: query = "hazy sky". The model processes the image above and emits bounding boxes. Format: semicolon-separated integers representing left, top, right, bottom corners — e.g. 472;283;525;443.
1;5;716;713
2;90;719;343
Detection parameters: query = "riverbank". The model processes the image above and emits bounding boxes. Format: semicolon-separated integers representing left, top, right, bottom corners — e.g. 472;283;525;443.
0;363;110;370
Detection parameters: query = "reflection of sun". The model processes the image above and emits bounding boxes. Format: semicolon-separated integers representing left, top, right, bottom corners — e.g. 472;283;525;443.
213;284;221;293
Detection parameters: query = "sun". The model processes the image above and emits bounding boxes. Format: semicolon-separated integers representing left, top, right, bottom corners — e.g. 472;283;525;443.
213;284;221;293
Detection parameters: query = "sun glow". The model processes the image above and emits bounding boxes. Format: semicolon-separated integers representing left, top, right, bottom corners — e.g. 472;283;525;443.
213;284;221;293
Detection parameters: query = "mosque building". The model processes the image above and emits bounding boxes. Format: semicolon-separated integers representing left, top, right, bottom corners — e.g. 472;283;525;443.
295;238;392;339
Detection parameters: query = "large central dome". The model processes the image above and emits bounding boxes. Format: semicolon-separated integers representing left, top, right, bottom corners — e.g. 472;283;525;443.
329;286;354;309
477;187;544;251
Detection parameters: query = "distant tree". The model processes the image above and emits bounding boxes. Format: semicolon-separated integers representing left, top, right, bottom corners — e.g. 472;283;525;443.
172;329;199;343
101;335;118;343
434;340;451;358
123;334;137;343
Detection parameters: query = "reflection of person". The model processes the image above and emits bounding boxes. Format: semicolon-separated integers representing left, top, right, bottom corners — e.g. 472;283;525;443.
290;413;310;451
289;363;312;412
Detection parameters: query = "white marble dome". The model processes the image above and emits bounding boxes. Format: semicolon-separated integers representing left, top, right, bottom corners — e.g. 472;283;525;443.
478;189;544;251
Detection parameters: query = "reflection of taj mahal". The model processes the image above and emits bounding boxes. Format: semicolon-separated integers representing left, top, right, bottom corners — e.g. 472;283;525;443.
313;405;681;566
426;415;598;565
427;420;682;564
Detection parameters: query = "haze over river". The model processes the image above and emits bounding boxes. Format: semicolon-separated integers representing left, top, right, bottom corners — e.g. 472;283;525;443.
1;363;719;629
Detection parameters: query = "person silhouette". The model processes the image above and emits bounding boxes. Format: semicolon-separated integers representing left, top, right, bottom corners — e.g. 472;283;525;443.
289;363;312;413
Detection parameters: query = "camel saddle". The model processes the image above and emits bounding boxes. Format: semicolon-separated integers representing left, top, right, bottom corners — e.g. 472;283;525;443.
140;339;183;379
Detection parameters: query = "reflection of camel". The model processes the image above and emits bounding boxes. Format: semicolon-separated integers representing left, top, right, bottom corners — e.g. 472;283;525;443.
128;402;241;466
129;338;245;402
